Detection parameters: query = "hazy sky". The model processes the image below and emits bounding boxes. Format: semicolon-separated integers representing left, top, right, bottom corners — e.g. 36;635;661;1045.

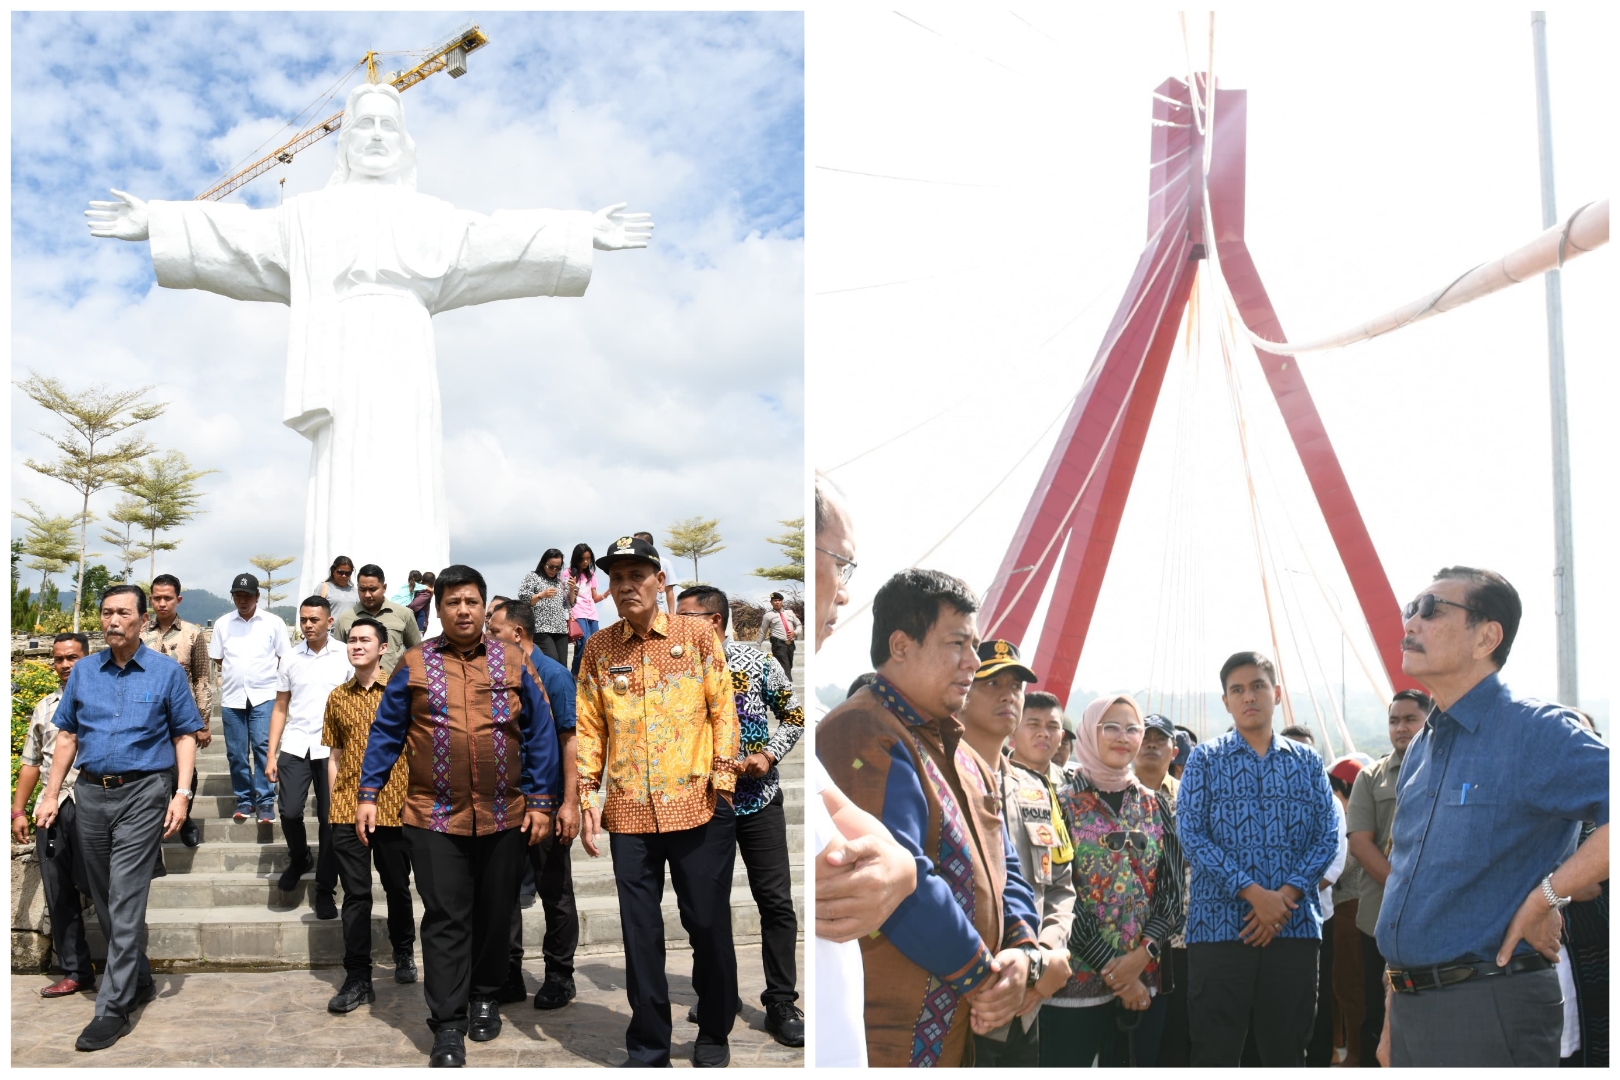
11;11;803;605
808;8;1614;721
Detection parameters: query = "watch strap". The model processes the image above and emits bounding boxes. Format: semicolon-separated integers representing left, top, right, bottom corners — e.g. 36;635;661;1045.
1541;875;1571;909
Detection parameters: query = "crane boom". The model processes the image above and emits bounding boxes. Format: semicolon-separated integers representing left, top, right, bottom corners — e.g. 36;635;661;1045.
195;24;490;202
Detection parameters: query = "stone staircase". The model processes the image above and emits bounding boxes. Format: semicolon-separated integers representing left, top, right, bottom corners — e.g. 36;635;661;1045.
85;648;806;971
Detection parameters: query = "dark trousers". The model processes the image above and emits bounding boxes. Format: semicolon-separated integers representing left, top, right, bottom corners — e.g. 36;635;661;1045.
1159;945;1192;1064
735;790;798;1005
535;632;569;666
1360;932;1386;1067
1112;987;1168;1066
407;825;528;1033
1039;1002;1123;1066
1389;966;1562;1066
330;823;415;975
1308;914;1336;1065
610;800;738;1067
1188;938;1320;1066
507;825;578;978
40;796;95;983
768;639;795;678
276;750;336;894
76;770;171;1018
973;1013;1041;1066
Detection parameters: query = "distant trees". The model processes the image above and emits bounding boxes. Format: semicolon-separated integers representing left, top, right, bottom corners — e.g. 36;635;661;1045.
666;516;726;586
751;517;804;582
121;450;215;581
250;554;297;609
13;501;82;632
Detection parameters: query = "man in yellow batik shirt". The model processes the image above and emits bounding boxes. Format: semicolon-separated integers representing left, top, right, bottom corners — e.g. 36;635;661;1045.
576;535;742;1069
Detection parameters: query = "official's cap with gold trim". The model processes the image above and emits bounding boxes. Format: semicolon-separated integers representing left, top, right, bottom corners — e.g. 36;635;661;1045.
974;639;1038;683
596;535;662;572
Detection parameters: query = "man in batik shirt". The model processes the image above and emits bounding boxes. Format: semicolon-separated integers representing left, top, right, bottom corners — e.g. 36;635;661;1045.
142;573;212;849
676;585;806;1048
577;537;742;1068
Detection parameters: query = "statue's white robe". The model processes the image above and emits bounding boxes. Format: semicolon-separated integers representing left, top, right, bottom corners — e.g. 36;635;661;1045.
148;184;593;598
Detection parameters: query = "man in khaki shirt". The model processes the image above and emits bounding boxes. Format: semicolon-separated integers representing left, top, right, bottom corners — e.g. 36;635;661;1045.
142;574;213;848
334;563;422;675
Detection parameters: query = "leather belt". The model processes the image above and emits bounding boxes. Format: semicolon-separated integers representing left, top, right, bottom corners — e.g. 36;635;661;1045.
1388;952;1552;994
79;769;164;790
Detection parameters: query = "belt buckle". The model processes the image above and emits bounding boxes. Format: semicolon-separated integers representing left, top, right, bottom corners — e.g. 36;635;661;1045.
101;774;117;789
1393;968;1416;994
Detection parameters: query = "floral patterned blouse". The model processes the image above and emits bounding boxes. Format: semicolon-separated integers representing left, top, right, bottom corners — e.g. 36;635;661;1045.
519;571;571;635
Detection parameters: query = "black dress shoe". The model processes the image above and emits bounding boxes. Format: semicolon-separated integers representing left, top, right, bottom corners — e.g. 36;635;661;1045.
75;1015;132;1052
327;976;375;1014
429;1028;466;1068
533;972;576;1010
468;999;502;1042
394;948;418;985
179;818;202;848
313;891;339;920
764;1001;804;1047
278;852;313;893
691;1041;730;1068
495;970;527;1004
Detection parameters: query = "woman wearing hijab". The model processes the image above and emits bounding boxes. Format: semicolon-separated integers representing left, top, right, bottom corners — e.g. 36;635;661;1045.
1042;693;1183;1067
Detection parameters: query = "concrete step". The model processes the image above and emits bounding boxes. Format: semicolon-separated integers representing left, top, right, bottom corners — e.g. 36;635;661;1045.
86;886;805;970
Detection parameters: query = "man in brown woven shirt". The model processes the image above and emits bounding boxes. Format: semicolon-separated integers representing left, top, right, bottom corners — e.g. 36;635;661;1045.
142;573;212;849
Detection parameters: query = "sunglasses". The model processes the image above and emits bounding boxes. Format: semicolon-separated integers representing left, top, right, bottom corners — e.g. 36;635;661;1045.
1403;593;1482;621
1100;722;1145;739
816;547;858;587
1102;830;1150;853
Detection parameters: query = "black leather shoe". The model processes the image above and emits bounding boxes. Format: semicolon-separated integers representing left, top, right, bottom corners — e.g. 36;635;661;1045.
691;1041;730;1068
179;817;202;848
278;852;313;893
313;891;339;920
468;999;502;1043
394;948;418;985
764;1001;804;1047
75;1015;132;1052
495;970;527;1004
327;976;375;1014
533;972;576;1010
430;1028;466;1068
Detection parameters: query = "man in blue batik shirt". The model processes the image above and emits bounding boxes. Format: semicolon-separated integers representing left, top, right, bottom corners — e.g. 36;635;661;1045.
1375;567;1608;1067
676;585;808;1048
1177;650;1339;1067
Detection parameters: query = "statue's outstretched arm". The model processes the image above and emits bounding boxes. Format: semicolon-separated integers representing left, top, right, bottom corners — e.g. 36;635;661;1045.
85;189;150;242
592;202;654;251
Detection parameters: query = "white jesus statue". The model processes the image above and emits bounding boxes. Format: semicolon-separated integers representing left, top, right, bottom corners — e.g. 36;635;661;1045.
86;82;652;600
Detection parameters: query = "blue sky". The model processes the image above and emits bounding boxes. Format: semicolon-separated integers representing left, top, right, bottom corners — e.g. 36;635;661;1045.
12;11;804;604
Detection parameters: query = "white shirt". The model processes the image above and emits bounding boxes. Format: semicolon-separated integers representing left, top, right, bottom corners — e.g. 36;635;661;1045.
208;607;290;708
273;637;352;759
1557;945;1580;1057
657;557;680;610
810;755;867;1068
1320;798;1348;921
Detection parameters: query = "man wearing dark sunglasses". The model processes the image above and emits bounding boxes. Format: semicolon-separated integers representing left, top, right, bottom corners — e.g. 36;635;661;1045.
1373;567;1607;1067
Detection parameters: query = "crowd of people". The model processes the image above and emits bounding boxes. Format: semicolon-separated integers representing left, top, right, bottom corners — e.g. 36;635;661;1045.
14;529;807;1068
810;471;1609;1068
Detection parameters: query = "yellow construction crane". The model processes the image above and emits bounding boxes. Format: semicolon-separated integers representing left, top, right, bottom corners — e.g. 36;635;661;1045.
195;23;490;202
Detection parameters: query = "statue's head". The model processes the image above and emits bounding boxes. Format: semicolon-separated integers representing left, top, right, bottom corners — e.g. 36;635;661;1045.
328;83;417;189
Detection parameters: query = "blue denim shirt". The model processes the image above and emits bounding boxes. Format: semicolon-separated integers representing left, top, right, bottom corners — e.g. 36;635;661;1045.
1375;673;1608;967
529;646;576;732
1178;728;1340;944
51;643;206;775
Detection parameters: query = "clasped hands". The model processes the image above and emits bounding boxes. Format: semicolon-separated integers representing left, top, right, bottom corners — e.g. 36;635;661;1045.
1239;883;1301;947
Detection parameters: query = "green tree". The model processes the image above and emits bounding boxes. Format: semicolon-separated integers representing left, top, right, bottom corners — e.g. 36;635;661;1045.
101;497;153;582
12;660;60;815
666;516;726;585
249;554;297;609
750;517;805;582
121;449;214;580
76;564;114;620
15;372;165;631
13;501;82;631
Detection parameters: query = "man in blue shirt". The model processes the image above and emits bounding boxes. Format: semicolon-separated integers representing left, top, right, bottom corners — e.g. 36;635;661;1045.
1177;650;1339;1066
1375;567;1608;1066
487;600;583;1012
34;584;206;1052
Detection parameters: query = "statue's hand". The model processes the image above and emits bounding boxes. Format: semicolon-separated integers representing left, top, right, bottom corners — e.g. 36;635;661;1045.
592;202;653;251
85;189;150;241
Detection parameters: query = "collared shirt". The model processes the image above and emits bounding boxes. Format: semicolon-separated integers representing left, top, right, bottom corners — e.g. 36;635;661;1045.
323;676;408;826
1376;673;1608;967
1345;745;1404;936
335;601;423;677
1177;728;1340;944
528;645;576;733
518;573;571;636
359;635;562;835
758;607;802;644
52;643;206;775
575;612;741;834
207;607;290;708
816;676;1039;1068
19;690;79;798
998;757;1079;953
141;617;212;719
721;641;804;816
274;637;353;759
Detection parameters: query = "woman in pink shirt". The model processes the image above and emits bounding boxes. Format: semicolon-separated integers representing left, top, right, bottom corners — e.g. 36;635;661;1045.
567;543;609;676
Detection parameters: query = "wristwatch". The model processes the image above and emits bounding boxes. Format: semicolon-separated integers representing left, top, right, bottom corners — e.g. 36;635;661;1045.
1142;938;1161;962
1541;874;1572;910
1019;945;1045;988
175;788;194;800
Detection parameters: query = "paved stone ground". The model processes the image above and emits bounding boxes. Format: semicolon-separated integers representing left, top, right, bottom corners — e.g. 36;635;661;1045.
10;943;803;1068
